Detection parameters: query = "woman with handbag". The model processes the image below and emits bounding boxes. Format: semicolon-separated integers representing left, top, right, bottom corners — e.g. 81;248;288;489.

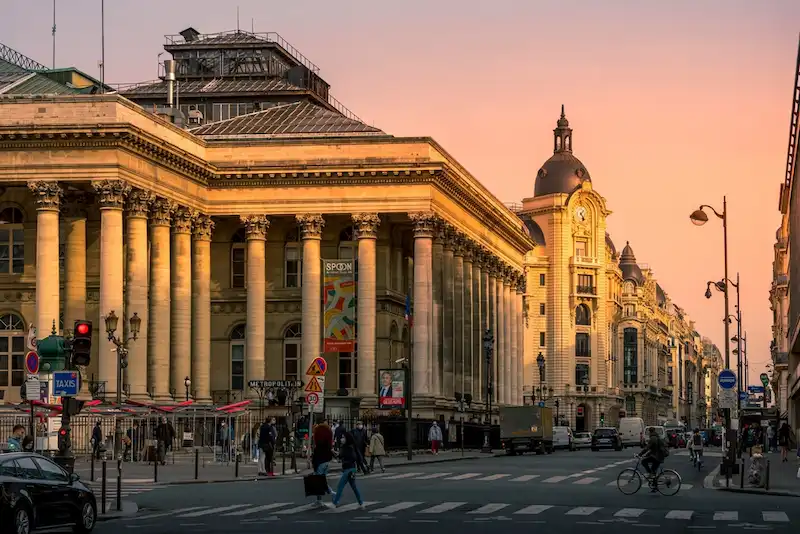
310;423;334;506
332;432;365;508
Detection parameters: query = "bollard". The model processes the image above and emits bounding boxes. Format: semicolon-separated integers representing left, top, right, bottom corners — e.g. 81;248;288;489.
765;459;770;490
116;459;122;512
154;451;158;484
282;441;286;476
90;453;95;482
740;459;745;488
194;448;199;480
101;461;107;515
235;451;240;478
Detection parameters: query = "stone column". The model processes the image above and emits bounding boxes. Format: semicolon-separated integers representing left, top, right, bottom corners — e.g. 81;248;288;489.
170;208;194;398
148;198;176;401
485;262;495;404
125;190;153;400
92;180;130;397
353;213;380;401
462;243;474;399
442;227;455;399
453;235;464;399
242;215;269;396
28;181;62;339
432;222;445;399
297;214;324;385
409;212;436;396
62;192;87;333
509;274;518;406
504;273;512;405
516;277;525;406
192;214;214;403
495;267;505;405
473;250;484;402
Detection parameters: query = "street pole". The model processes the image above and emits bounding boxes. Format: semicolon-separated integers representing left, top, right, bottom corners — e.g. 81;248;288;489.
481;329;494;453
406;335;413;462
735;273;742;412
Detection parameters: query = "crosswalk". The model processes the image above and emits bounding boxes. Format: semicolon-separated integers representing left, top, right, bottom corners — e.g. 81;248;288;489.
86;481;158;510
119;501;792;524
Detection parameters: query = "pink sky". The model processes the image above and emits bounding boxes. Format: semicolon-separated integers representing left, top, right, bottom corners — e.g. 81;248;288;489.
3;0;798;384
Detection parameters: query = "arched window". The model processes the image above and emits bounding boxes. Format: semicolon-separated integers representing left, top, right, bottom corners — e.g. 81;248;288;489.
229;324;245;390
576;304;591;326
0;312;25;388
338;227;357;260
231;229;246;289
0;207;25;275
284;229;302;288
283;323;302;381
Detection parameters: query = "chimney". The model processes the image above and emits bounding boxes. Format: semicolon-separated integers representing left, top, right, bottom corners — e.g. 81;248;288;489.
165;59;176;107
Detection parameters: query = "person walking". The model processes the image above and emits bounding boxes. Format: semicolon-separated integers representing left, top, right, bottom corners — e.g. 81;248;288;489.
351;421;370;474
257;418;274;476
311;421;334;507
778;422;791;462
91;421;103;459
428;421;443;454
368;426;387;473
332;432;364;508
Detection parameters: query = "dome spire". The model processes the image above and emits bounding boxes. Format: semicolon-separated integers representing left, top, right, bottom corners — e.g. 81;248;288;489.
553;104;572;154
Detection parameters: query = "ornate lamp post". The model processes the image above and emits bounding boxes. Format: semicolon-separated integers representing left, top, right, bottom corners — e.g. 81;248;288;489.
184;376;191;402
104;310;142;459
481;329;494;453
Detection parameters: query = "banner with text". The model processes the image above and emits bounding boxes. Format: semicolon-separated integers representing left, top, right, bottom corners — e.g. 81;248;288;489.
323;260;356;352
378;368;407;409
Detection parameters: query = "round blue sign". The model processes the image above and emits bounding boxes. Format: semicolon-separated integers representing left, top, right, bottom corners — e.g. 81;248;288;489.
25;351;39;375
718;369;737;389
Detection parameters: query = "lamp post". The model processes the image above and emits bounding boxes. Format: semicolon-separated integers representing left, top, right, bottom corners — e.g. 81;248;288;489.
104;310;142;460
184;376;191;402
707;273;742;411
482;329;494;453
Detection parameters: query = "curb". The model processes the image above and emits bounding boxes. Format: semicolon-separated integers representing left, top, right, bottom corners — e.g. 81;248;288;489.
716;487;800;498
702;464;720;489
96;501;139;521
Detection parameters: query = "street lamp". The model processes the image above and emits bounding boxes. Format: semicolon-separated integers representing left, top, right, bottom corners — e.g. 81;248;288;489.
690;198;735;469
104;310;142;460
482;329;494;453
184;376;191;402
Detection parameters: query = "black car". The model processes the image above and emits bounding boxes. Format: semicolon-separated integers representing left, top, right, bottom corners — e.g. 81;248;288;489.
591;427;623;451
0;452;96;533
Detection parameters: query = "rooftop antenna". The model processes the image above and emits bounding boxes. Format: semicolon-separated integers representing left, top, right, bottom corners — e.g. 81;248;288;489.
236;6;240;32
100;0;105;93
251;18;254;32
51;0;56;68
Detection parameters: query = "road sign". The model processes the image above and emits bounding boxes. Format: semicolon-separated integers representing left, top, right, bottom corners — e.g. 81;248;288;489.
306;392;320;405
25;351;39;375
248;380;303;389
747;386;765;394
739;391;748;401
306;357;328;376
719;388;736;409
26;324;37;351
23;378;40;401
52;371;79;396
718;369;736;390
760;373;769;387
537;401;545;408
304;376;323;393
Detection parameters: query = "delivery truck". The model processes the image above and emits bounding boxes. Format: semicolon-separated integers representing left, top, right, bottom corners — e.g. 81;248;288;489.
499;405;554;455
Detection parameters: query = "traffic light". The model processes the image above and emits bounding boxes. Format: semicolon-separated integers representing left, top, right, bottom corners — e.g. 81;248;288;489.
119;349;128;369
71;320;92;367
38;335;68;372
600;412;605;426
57;425;70;453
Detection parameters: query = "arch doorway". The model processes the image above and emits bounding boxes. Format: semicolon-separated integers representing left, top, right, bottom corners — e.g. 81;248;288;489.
575;403;592;433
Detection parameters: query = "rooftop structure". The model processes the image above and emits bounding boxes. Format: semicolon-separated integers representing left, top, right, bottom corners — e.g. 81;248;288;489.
0;42;110;95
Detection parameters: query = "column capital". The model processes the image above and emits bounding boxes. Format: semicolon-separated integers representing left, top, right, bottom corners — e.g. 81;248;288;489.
296;213;325;239
352;213;381;239
462;238;476;262
516;271;526;294
126;189;155;219
150;198;177;227
61;191;88;218
502;265;513;285
409;211;437;238
92;180;131;209
433;219;447;244
442;226;458;251
193;214;215;241
474;246;487;268
28;181;62;211
172;207;197;234
241;214;270;240
452;232;468;257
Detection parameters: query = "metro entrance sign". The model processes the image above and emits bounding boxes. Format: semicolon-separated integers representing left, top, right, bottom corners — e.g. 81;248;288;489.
718;369;737;390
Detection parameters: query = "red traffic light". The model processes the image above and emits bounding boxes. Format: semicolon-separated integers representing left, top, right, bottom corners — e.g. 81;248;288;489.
76;323;90;336
58;428;67;436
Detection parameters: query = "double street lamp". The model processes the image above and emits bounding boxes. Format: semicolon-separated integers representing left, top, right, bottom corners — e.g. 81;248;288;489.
482;329;494;453
104;310;142;460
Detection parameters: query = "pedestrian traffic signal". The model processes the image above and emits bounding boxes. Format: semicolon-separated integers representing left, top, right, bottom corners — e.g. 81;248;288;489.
57;426;70;453
600;412;605;426
38;335;68;372
119;349;128;369
71;320;92;367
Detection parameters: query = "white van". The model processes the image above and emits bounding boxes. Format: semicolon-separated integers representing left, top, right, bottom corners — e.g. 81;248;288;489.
553;426;574;451
618;417;646;448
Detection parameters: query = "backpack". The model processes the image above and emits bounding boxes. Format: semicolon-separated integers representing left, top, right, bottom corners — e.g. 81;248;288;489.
693;434;703;447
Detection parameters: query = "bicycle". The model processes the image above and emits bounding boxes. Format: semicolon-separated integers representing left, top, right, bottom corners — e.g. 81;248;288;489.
616;454;682;496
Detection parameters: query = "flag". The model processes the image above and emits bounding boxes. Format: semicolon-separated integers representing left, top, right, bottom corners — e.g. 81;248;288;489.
405;293;413;327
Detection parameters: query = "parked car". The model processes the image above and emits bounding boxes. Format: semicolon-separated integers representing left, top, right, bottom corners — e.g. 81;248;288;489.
0;452;96;533
591;427;623;451
553;426;575;451
573;432;592;449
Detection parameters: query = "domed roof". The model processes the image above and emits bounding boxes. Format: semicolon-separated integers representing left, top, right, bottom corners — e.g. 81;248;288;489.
605;232;616;256
619;241;644;286
656;284;667;306
522;217;546;246
533;106;592;197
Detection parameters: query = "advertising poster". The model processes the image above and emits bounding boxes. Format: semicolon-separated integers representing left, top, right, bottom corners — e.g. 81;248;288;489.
323;260;356;352
378;368;407;408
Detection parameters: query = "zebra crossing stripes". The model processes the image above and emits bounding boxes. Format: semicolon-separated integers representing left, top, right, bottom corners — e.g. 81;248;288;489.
565;506;601;516
572;477;600;485
419;502;467;513
179;504;250;517
614;508;646;518
542;475;570;483
223;503;293;516
322;502;379;514
468;503;509;514
370;502;423;514
511;474;539;482
416;472;451;479
514;504;553;515
665;510;693;520
713;511;738;521
477;474;510;481
447;473;482;480
384;472;424;480
763;512;790;522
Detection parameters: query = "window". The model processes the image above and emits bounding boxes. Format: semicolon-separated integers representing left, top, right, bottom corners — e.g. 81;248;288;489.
576;304;591;326
625;304;635;317
0;460;16;477
13;457;40;480
575;363;590;386
339;352;357;389
0;313;25;388
0;207;25;275
33;458;68;482
539;303;546;315
212;102;255;122
283;323;302;381
577;274;594;294
284;230;302;288
338;227;357;260
625;396;636;415
575;241;587;258
229;324;245;391
623;327;638;384
575;333;591;357
539;332;546;347
231;229;246;289
539;273;546;286
667;367;673;386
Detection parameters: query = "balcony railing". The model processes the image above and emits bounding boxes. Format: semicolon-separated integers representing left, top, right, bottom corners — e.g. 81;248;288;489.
576;285;597;295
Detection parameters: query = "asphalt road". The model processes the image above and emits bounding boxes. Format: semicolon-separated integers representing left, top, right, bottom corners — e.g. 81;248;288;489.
94;447;797;533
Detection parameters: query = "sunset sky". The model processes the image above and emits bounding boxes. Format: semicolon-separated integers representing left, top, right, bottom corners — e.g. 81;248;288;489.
2;0;798;384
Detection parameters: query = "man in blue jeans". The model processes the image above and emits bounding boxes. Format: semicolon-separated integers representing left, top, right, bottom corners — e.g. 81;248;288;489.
332;432;364;508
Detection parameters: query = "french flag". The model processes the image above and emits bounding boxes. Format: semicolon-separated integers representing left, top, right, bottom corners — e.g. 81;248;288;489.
404;293;413;328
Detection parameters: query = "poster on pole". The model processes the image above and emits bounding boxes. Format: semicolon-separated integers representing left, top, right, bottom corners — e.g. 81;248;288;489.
323;260;356;352
377;368;407;409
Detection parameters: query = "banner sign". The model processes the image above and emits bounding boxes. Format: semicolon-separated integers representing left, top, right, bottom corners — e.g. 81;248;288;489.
323;260;356;352
378;368;407;409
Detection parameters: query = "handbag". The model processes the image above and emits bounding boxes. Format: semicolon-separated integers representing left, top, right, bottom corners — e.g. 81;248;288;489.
303;474;328;497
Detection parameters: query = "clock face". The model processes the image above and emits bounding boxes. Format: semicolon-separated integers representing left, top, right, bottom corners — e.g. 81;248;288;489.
575;207;587;222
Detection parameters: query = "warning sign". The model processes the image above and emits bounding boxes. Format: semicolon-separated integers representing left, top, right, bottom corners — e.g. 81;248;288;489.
304;376;323;393
306;357;327;376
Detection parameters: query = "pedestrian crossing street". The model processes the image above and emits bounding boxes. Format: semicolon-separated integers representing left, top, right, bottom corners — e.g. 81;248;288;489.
120;501;793;525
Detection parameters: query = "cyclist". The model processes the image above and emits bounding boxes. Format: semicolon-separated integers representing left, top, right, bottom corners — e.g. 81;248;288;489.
690;428;704;468
638;427;668;492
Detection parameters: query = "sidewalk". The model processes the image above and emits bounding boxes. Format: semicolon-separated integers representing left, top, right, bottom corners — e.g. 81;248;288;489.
713;452;800;497
74;449;488;486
